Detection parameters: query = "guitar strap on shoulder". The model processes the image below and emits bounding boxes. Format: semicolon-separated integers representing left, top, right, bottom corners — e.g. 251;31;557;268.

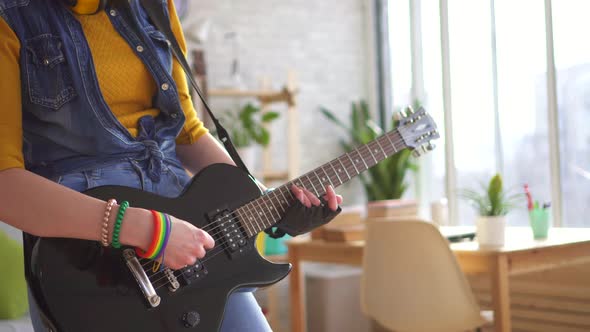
140;0;253;178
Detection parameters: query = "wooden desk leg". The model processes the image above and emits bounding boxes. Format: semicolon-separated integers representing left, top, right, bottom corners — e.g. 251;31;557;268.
490;254;511;332
289;247;305;332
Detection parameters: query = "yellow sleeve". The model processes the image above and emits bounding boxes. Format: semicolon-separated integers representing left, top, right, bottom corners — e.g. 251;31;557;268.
0;18;25;171
168;0;209;145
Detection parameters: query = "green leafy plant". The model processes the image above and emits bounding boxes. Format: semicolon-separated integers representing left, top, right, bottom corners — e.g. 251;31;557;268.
459;173;522;216
320;100;417;201
221;103;280;148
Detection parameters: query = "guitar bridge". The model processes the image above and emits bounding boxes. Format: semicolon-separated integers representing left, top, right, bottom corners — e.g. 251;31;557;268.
123;249;161;308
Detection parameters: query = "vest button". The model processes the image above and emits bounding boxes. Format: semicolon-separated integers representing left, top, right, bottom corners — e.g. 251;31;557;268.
136;45;144;53
171;113;178;118
161;83;170;91
109;9;117;16
43;59;50;66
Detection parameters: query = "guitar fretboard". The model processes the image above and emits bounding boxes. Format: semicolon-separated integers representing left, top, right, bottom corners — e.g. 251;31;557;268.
234;129;407;237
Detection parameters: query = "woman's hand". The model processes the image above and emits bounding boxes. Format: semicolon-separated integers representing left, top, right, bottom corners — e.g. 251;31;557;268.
157;216;215;270
290;184;343;211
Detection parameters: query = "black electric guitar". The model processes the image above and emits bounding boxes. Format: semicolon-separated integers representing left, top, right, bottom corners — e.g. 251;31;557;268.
29;108;439;332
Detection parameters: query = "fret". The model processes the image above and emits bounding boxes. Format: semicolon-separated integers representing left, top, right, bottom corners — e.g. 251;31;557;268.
260;196;281;222
374;139;388;159
235;208;253;236
365;142;379;164
282;182;297;200
390;132;399;152
269;191;286;213
337;156;352;180
320;165;336;188
305;173;320;197
293;179;305;192
385;131;396;152
278;187;292;207
378;136;392;155
352;149;368;171
243;204;261;235
311;170;327;194
254;199;273;229
248;200;267;231
328;161;343;185
358;148;370;169
346;153;360;175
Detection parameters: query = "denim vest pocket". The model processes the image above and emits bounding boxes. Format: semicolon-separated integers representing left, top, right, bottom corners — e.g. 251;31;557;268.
25;34;77;110
146;28;172;73
56;172;89;192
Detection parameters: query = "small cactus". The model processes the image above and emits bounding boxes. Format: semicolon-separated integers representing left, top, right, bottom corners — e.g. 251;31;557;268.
459;173;522;217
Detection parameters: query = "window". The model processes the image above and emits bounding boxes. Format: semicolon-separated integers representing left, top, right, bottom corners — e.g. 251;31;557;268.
386;0;589;227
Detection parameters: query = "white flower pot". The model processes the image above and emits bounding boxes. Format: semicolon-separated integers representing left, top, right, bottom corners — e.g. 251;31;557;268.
476;216;506;247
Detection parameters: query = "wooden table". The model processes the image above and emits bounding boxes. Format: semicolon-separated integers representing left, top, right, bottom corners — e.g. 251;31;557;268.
287;227;590;332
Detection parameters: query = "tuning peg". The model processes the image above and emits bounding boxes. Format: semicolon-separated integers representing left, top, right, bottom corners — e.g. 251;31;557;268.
404;106;415;115
393;111;405;121
412;149;421;158
426;142;436;151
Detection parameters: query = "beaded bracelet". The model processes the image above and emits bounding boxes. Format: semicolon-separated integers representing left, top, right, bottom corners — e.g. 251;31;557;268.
100;199;117;247
135;210;170;259
111;200;129;249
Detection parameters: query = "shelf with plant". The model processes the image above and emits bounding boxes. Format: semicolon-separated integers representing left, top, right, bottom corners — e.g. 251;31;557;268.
216;103;280;173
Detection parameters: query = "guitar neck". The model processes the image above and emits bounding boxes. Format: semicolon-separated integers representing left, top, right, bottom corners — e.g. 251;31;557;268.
235;129;408;237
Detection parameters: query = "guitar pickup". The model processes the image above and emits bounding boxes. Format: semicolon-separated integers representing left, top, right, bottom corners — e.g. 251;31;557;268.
207;207;249;257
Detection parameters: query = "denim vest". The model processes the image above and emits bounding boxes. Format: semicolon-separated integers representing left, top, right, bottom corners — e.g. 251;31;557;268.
0;0;190;192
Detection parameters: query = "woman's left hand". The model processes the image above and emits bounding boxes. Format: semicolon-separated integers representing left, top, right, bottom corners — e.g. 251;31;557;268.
290;184;343;211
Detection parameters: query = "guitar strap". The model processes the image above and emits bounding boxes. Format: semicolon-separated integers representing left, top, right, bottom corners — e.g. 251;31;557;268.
140;0;253;178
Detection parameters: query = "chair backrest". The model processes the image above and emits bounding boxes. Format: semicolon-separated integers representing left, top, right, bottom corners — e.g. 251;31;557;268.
361;219;485;332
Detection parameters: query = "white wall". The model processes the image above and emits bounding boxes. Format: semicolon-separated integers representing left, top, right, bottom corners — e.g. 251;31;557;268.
183;0;375;205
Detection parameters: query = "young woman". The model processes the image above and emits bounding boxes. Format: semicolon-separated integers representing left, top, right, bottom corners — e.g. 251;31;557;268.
0;0;342;330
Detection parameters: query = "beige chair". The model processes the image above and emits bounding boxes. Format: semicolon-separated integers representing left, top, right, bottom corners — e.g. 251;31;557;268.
361;219;490;332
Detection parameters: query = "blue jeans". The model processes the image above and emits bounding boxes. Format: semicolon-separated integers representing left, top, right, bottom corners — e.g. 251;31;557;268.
28;160;271;332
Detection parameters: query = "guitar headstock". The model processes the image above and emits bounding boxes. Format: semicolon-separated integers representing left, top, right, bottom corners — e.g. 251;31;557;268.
397;106;440;157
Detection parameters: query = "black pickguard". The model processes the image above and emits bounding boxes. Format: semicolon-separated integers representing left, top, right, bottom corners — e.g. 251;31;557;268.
29;164;291;332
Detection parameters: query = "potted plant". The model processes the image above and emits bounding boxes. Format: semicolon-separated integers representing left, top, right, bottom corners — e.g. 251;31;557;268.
220;103;280;169
320;100;418;218
459;173;521;246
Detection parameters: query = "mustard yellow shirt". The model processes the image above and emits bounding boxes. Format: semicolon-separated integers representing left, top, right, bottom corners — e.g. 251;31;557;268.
0;0;207;171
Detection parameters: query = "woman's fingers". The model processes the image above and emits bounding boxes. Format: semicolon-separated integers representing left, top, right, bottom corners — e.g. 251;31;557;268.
291;184;341;211
324;185;338;211
302;188;321;206
291;185;310;207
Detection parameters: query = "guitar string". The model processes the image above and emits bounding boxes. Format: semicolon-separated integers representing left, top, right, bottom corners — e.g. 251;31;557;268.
137;130;410;271
139;133;411;282
139;129;430;285
138;129;419;276
187;129;408;240
138;128;424;282
146;130;433;289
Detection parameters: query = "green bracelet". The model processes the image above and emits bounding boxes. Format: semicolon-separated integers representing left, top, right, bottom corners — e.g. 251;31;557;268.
111;201;129;249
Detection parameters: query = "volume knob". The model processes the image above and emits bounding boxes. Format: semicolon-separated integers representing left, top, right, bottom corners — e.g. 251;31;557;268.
182;311;200;328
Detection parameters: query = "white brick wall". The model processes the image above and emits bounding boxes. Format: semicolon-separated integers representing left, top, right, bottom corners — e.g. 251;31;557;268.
182;0;375;204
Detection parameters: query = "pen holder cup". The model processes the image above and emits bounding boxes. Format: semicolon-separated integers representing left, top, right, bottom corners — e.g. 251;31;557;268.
529;209;550;239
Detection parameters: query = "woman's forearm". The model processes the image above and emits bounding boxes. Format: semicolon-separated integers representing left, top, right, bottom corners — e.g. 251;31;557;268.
175;133;268;191
0;168;152;250
176;133;236;175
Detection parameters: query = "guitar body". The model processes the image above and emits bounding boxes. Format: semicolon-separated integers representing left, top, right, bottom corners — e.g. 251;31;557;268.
29;164;291;332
